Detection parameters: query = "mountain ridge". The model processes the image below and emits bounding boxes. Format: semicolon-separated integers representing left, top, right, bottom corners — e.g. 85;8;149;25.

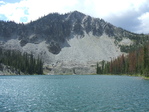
0;11;149;74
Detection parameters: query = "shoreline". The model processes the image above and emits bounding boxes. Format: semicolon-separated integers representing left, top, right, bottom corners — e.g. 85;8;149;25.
1;71;149;80
97;73;149;79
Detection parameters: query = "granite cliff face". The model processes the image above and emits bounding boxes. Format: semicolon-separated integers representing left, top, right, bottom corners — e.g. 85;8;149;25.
0;11;148;74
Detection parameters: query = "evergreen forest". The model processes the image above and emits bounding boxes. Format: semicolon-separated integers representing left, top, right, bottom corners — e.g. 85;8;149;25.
97;43;149;77
0;48;43;75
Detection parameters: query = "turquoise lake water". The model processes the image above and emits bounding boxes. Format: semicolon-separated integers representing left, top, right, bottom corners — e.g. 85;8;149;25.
0;75;149;112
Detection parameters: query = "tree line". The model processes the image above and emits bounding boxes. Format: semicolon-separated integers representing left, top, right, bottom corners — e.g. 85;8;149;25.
97;44;149;77
0;48;43;75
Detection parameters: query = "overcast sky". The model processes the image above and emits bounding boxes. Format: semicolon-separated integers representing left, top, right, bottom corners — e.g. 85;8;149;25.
0;0;149;34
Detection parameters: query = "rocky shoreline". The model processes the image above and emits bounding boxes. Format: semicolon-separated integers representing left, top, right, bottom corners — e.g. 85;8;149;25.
0;64;22;75
43;61;97;75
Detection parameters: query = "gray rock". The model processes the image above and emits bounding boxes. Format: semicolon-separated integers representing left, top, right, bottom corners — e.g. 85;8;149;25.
47;41;61;54
20;39;28;47
0;11;148;75
0;64;22;75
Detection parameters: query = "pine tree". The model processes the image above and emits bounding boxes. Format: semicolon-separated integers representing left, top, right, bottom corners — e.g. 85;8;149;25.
101;43;149;77
143;46;149;76
0;48;43;75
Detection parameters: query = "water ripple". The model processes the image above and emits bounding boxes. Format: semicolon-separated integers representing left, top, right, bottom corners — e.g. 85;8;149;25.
0;75;149;112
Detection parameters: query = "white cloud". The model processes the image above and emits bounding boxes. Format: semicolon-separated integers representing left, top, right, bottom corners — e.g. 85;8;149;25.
138;12;149;33
0;1;5;4
0;0;79;23
0;1;28;23
0;0;149;33
25;0;79;21
63;0;147;18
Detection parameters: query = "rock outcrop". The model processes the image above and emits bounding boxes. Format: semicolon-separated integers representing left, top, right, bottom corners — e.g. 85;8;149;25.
0;11;148;74
0;64;22;75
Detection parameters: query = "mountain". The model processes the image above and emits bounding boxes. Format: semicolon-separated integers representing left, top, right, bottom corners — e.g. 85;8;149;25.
0;11;149;74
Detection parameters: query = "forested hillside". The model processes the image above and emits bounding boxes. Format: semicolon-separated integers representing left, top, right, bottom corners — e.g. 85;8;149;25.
97;43;149;77
0;48;43;75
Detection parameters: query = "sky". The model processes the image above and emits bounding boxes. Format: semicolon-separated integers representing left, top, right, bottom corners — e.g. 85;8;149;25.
0;0;149;34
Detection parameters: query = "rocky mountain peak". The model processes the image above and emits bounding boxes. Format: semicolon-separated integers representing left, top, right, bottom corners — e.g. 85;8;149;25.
0;11;148;68
67;11;86;21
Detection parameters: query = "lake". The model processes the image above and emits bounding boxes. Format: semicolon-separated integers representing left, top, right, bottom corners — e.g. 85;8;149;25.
0;75;149;112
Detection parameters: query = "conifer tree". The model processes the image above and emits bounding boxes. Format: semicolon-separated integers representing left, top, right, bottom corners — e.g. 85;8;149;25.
0;48;43;75
98;43;149;77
